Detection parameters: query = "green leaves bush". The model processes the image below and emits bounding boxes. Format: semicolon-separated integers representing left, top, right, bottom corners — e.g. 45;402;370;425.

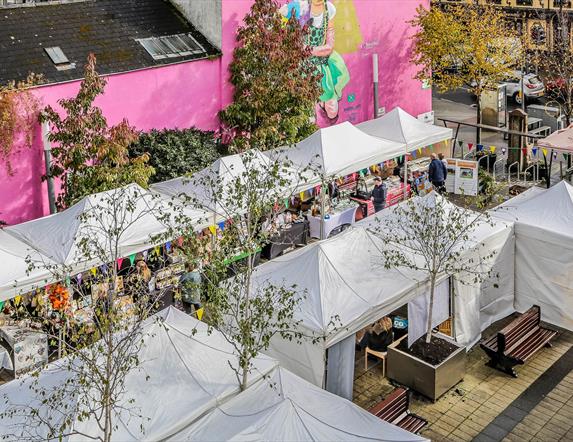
129;128;225;184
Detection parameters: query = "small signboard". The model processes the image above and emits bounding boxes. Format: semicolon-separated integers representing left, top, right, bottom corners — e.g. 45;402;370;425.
445;159;479;196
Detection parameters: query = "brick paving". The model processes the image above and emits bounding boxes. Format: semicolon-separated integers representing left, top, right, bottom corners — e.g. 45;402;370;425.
353;315;573;442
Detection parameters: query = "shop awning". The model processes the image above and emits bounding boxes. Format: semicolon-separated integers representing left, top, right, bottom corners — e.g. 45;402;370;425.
538;124;573;152
357;107;453;152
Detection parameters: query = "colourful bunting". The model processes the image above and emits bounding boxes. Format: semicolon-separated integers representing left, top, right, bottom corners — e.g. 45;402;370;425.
165;241;172;252
14;296;21;306
177;236;184;247
65;276;71;287
99;264;108;275
532;147;538;156
284;198;289;209
490;146;496;154
411;150;417;159
0;301;4;312
553;151;558;160
457;140;463;147
76;273;82;284
154;246;161;256
208;225;217;235
299;191;304;201
468;143;474;151
196;307;204;321
477;144;484;152
564;153;570;161
522;148;527;156
129;254;137;266
90;267;97;277
542;148;548;157
117;257;124;270
218;221;225;231
417;148;422;155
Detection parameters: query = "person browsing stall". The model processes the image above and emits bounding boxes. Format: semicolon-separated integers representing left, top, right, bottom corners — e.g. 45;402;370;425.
370;176;387;213
428;153;447;194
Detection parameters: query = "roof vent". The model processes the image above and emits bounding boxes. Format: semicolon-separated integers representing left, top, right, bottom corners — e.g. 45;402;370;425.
44;46;76;71
136;33;205;61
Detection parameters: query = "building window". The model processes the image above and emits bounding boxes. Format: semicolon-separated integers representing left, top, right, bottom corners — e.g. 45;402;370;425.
136;34;206;61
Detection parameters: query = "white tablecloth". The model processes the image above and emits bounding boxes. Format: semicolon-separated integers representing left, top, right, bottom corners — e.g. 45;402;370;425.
308;205;358;239
0;326;47;376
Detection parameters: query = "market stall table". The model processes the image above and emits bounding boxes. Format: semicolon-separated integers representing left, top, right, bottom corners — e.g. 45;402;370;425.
261;220;309;260
0;325;47;377
308;203;358;239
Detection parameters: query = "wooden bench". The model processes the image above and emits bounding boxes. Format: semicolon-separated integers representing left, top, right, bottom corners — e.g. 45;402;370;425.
480;305;557;377
368;387;427;434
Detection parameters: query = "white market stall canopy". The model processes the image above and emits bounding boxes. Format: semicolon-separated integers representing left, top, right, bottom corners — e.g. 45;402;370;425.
538;124;573;152
357;107;453;152
171;366;428;442
0;307;278;441
491;181;573;330
252;194;514;387
0;184;208;301
280;121;406;179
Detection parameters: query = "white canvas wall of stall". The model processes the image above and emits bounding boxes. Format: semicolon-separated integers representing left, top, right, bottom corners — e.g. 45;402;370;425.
492;181;573;331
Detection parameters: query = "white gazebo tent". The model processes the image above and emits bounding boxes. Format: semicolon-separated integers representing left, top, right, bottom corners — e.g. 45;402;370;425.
0;307;277;441
491;180;573;330
357;107;453;153
4;184;190;277
249;194;513;397
357;107;453;196
0;230;54;302
171;366;428;442
280;121;406;180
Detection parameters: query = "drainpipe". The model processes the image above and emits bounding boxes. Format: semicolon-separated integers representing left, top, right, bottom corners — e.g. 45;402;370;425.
41;121;57;214
373;54;379;119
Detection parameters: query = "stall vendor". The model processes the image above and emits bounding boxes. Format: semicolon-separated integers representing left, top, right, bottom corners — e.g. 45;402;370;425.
357;317;393;352
179;261;202;314
370;177;387;213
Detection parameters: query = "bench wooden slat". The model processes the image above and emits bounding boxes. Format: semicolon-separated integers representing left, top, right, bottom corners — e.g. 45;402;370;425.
368;388;427;434
480;305;557;377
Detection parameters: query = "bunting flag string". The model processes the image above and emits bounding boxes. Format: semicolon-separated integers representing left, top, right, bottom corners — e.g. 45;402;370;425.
522;148;527;156
417;148;422;155
76;273;82;284
564;153;570;161
468;143;474;151
208;225;217;235
412;150;417;159
532;147;538;156
542;148;548;157
196;307;204;321
477;144;484;152
99;264;108;275
165;241;172;252
299;191;304;201
154;246;161;256
90;267;97;277
117;257;124;270
129;254;137;266
553;151;558;160
65;276;71;287
218;221;225;231
177;236;184;247
0;301;4;312
490;146;496;154
284;198;289;209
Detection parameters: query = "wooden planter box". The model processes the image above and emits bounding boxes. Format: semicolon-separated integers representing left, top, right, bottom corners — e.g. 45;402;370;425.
386;333;466;402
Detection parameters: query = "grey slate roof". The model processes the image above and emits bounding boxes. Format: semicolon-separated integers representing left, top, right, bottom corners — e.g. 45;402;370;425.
0;0;221;86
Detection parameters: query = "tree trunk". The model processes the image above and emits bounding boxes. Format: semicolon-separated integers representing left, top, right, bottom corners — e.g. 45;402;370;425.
476;92;482;145
425;275;436;344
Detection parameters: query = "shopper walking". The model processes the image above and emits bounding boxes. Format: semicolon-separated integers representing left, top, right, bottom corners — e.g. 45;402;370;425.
370;176;387;213
429;153;447;194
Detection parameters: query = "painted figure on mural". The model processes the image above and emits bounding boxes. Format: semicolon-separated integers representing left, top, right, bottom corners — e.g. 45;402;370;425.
281;0;356;123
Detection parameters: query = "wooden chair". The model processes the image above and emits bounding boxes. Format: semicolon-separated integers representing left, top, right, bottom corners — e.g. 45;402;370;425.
365;346;387;377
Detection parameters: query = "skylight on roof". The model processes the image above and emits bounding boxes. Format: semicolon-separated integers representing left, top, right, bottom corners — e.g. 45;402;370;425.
44;46;76;71
136;33;205;61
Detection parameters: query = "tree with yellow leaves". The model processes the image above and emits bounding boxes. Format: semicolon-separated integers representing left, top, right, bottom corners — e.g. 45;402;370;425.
410;5;522;142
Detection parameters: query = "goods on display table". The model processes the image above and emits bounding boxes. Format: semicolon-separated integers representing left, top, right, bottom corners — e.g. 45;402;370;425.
262;217;309;260
0;324;47;376
308;200;358;239
405;157;433;196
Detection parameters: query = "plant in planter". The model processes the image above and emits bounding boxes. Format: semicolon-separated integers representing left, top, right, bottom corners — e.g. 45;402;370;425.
369;193;497;400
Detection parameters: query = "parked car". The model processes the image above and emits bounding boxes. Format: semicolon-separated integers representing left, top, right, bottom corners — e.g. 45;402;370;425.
504;71;545;104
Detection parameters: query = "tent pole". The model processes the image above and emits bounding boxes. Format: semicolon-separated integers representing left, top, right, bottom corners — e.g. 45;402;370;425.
403;153;408;200
320;182;326;240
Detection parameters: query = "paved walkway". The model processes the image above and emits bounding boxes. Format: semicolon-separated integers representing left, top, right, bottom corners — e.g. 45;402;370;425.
353;315;573;442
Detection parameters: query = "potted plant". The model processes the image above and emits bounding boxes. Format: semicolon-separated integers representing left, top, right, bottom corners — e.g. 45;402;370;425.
369;193;497;401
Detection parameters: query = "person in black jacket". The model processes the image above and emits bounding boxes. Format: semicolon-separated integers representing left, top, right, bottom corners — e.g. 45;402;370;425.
370;177;387;212
357;317;394;352
428;153;447;193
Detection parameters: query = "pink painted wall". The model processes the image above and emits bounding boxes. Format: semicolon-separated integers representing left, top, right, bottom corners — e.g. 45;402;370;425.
0;0;430;226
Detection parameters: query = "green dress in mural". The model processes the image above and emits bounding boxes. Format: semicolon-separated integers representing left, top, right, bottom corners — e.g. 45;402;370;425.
307;1;350;115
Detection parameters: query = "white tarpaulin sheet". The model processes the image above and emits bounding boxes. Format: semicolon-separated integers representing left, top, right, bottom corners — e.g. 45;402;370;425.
357;107;452;151
492;181;573;330
0;307;277;441
171;367;428;442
